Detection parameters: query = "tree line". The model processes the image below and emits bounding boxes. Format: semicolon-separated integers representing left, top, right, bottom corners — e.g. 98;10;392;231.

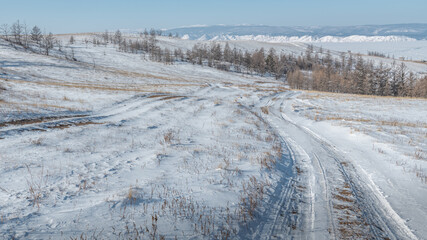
287;47;427;98
0;20;59;56
109;31;426;98
108;29;291;79
1;21;426;98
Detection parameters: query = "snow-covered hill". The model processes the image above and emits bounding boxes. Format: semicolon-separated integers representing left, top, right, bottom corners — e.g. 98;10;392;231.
164;24;427;42
153;35;427;72
0;35;426;239
194;34;416;43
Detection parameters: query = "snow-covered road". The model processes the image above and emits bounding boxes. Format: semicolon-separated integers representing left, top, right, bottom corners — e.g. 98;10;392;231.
255;91;421;239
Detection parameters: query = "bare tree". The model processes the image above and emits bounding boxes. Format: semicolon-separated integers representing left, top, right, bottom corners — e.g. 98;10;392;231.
149;28;156;37
30;26;42;44
69;35;75;45
353;56;367;94
211;43;222;63
0;24;9;40
252;48;266;75
102;30;109;43
148;34;158;53
406;72;416;97
265;48;277;76
365;62;376;95
22;22;30;48
114;30;122;44
164;48;172;64
413;76;427;98
223;43;232;63
375;62;390;96
243;50;252;73
10;20;23;44
41;32;55;55
396;62;407;96
174;48;183;61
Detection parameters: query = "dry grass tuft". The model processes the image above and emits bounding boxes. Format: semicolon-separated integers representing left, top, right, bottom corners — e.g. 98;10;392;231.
30;137;44;146
261;106;269;115
160;129;179;145
25;164;49;210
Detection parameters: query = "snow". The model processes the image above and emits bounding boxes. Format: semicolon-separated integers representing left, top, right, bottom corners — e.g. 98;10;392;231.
153;36;427;75
313;40;427;61
164;24;427;41
0;38;288;239
1;35;426;239
203;35;416;43
284;92;427;238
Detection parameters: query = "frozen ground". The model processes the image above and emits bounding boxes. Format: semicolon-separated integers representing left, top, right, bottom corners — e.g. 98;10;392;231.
0;37;426;239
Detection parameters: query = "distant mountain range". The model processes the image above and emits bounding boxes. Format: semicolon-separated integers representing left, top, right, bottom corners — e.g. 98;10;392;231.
163;24;427;42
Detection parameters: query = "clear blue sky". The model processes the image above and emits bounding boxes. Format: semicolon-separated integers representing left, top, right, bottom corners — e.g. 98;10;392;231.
1;0;426;33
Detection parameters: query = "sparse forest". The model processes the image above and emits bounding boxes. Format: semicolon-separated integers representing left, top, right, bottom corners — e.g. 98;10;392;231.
104;29;427;98
286;47;427;98
0;21;59;56
1;20;426;98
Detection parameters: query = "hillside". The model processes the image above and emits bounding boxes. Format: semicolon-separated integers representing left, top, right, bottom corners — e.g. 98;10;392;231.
0;35;426;239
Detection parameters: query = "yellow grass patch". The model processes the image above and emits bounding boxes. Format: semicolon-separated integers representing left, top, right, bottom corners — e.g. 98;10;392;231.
0;115;88;127
2;100;80;111
1;77;202;93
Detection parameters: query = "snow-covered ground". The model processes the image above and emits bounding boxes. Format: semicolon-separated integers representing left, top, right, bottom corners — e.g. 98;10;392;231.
0;38;289;239
283;92;427;237
313;40;427;61
154;36;427;75
195;34;417;43
1;36;426;239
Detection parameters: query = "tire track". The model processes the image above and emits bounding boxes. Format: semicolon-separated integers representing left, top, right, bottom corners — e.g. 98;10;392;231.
274;91;417;240
0;93;186;138
235;101;299;240
313;153;337;240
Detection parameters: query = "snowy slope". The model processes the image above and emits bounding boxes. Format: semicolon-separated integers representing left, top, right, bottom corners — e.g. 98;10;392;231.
1;36;426;239
203;34;416;43
312;40;427;61
153;35;427;75
0;38;290;239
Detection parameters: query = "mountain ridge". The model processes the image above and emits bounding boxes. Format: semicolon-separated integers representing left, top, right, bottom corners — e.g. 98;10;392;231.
163;23;427;41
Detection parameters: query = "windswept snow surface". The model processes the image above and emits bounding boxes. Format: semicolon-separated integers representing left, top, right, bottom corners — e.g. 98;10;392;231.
1;36;426;239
